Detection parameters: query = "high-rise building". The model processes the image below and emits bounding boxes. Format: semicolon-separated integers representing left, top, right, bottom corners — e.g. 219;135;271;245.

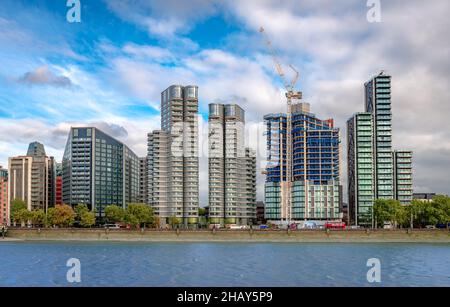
393;150;413;204
55;162;62;205
27;142;46;157
347;113;375;226
147;130;170;218
264;102;342;221
208;103;257;225
62;127;139;217
138;157;148;204
364;73;395;200
148;85;199;225
0;166;8;226
7;142;56;213
347;72;413;226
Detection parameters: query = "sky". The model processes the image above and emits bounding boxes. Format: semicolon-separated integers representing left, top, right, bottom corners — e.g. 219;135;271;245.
0;0;449;205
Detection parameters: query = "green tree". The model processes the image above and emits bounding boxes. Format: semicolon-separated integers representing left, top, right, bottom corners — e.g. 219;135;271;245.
124;212;139;228
198;207;207;216
79;210;96;228
373;199;404;228
46;207;56;227
47;205;75;227
10;199;27;226
126;203;154;228
431;195;450;226
105;205;125;224
16;208;31;227
74;203;90;220
168;216;182;229
30;209;46;227
409;200;428;228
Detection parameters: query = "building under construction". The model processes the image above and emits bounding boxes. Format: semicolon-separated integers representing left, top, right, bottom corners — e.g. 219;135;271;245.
264;103;342;221
259;27;342;223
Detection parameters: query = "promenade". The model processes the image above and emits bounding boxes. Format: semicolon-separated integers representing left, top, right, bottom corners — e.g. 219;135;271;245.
2;228;449;243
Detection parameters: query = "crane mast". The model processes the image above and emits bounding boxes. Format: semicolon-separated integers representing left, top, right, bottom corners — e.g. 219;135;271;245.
260;27;302;223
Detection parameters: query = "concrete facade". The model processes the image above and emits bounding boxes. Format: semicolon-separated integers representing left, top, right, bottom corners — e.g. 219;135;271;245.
0;166;8;226
208;103;257;225
148;85;199;225
7;142;55;214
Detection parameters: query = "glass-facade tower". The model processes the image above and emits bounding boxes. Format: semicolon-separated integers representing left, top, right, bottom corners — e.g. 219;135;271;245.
365;73;394;199
264;103;341;221
62;127;139;217
347;72;413;227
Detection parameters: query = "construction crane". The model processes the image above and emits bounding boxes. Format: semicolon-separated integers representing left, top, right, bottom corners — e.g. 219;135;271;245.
259;26;302;223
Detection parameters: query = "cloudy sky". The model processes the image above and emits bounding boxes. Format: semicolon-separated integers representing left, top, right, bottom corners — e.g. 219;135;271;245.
0;0;449;204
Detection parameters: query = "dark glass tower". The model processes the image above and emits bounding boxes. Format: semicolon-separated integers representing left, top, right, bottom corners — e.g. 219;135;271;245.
347;72;413;227
62;127;139;217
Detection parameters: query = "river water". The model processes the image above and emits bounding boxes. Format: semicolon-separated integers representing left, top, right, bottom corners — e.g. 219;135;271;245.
0;242;449;286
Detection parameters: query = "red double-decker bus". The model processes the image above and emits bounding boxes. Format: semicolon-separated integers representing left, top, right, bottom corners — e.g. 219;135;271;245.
324;222;346;230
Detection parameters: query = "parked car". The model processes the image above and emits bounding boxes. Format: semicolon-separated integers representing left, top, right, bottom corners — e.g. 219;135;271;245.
303;221;317;229
425;225;436;229
103;223;120;229
259;225;269;229
227;225;249;230
436;223;449;229
383;222;393;229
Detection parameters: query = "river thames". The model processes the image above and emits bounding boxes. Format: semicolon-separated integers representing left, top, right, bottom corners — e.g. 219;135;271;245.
0;242;449;286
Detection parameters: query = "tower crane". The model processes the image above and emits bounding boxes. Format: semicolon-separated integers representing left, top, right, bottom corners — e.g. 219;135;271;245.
259;26;302;223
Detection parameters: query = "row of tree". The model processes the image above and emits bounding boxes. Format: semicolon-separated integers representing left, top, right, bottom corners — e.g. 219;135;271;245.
10;199;156;228
373;195;450;228
104;204;156;228
10;199;95;228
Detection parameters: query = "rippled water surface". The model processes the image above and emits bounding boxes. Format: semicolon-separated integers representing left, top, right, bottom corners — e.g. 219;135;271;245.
0;242;449;286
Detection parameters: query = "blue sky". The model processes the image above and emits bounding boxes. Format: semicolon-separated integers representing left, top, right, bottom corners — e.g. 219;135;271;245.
0;0;449;202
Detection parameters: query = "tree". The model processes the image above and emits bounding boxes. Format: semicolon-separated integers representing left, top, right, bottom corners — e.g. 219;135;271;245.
168;216;182;229
79;210;96;228
105;205;125;224
399;196;450;229
431;195;450;226
46;207;56;227
198;207;207;216
74;203;90;220
31;209;46;227
10;199;27;226
373;199;404;228
126;203;154;228
16;209;31;227
124;212;139;228
47;205;75;227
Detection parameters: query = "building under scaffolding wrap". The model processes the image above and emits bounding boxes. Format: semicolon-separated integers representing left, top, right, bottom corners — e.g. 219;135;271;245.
264;103;342;221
